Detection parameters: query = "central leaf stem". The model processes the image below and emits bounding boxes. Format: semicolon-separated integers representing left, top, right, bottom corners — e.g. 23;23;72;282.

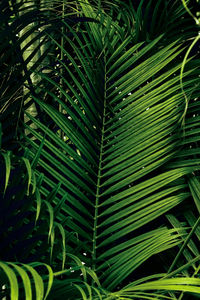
92;61;107;271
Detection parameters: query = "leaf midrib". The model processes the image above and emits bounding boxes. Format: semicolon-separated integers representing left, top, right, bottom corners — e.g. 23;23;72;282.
92;58;107;270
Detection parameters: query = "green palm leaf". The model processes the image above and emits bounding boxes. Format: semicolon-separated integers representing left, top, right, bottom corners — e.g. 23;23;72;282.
1;0;200;299
22;8;200;292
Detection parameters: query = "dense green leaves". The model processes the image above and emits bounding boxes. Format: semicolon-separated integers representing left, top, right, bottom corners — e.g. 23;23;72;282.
1;0;200;299
22;0;200;293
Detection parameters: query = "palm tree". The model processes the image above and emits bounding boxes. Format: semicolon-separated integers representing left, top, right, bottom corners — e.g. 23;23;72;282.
1;0;200;299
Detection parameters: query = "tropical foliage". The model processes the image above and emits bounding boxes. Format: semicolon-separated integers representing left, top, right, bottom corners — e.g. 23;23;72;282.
0;0;200;299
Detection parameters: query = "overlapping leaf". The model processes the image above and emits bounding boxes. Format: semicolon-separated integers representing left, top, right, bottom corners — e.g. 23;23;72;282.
22;11;200;291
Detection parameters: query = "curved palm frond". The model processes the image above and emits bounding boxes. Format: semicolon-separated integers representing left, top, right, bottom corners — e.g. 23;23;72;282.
0;261;54;300
1;0;200;299
20;3;200;294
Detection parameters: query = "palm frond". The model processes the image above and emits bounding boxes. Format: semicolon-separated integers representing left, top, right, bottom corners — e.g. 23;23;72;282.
1;0;200;299
21;6;200;292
